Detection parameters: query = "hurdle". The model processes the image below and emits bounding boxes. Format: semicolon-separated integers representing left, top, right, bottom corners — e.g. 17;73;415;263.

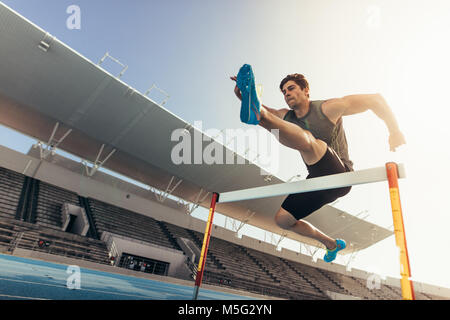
192;162;415;300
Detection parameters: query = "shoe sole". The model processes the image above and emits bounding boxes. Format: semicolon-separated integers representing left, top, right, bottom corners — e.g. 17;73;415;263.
237;64;260;124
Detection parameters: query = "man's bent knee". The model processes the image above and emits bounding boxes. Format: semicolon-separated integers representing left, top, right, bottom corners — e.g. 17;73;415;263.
300;138;328;166
274;209;298;230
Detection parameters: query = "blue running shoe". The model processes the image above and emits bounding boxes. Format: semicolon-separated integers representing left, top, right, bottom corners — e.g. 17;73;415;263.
236;64;261;125
324;239;346;263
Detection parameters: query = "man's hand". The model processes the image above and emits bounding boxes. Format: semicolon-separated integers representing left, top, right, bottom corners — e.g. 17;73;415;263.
389;130;406;152
230;76;242;100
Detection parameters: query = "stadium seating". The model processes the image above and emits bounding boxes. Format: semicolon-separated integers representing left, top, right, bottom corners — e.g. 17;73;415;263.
242;247;327;299
88;198;179;251
162;225;327;299
280;257;351;296
0;167;25;220
0;216;110;264
35;181;80;229
0;165;444;300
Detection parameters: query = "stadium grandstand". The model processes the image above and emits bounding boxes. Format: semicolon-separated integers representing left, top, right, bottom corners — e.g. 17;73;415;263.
0;1;449;300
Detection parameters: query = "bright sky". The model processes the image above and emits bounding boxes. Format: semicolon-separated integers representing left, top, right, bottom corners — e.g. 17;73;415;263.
1;0;449;290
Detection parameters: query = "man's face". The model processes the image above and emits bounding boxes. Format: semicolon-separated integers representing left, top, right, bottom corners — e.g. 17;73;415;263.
281;80;309;110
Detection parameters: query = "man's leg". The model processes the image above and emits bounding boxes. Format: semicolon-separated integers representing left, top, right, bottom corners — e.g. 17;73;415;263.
272;145;352;253
258;107;327;165
255;107;336;248
274;207;337;250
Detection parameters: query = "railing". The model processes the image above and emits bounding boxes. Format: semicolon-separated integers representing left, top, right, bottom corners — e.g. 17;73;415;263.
186;257;198;280
102;232;120;265
8;231;24;253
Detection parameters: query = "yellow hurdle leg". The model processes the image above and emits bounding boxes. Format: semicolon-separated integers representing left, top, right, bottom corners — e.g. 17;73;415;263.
386;162;415;300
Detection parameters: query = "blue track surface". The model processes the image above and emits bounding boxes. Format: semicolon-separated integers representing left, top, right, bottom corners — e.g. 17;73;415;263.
0;254;256;300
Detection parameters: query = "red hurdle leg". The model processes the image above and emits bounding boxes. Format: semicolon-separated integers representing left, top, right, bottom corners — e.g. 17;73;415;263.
192;192;219;300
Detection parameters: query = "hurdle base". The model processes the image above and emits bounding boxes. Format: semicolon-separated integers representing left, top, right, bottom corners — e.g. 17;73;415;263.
193;285;200;300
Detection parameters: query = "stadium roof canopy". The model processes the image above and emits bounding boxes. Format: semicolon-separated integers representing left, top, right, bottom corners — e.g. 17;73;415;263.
0;3;393;253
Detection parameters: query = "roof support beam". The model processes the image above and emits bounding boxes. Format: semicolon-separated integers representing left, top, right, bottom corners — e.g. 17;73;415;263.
232;210;256;236
177;188;211;215
82;143;116;177
303;242;322;261
344;245;359;271
150;176;182;203
272;232;287;251
33;122;72;161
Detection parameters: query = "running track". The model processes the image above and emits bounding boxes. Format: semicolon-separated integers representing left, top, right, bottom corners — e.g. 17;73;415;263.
0;254;257;300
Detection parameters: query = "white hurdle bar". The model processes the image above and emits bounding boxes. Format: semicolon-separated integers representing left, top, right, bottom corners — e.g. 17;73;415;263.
218;164;406;203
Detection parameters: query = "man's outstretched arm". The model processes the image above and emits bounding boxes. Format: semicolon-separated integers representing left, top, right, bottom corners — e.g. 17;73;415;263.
324;93;406;151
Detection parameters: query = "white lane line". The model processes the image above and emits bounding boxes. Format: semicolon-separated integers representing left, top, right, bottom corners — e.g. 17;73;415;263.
0;277;157;299
0;293;49;300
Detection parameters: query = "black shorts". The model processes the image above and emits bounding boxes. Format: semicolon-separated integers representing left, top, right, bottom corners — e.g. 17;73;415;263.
281;147;352;220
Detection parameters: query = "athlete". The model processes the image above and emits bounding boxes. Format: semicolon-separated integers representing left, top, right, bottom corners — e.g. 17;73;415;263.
231;64;406;262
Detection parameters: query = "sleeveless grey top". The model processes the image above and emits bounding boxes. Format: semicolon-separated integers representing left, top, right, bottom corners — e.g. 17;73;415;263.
283;100;354;170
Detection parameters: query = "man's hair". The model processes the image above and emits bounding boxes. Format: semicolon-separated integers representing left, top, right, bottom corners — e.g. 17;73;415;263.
279;73;309;92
